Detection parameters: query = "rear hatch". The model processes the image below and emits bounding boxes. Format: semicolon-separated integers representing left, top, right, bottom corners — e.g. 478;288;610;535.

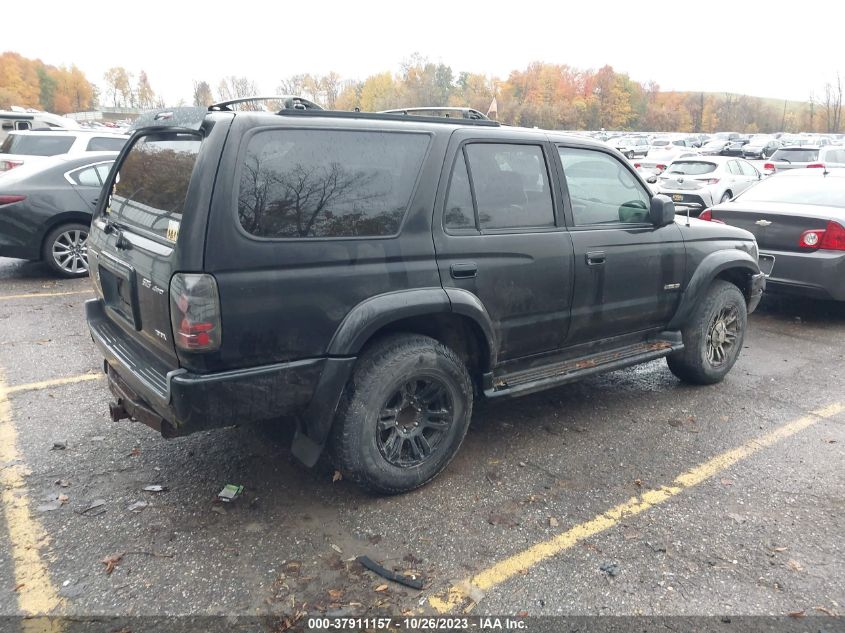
0;133;75;171
766;147;820;172
88;112;230;370
658;160;718;191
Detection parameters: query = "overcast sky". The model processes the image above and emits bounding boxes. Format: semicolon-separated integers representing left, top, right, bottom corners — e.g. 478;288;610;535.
7;1;841;107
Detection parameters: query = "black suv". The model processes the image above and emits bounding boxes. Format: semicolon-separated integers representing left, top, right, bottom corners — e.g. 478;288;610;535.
85;100;765;494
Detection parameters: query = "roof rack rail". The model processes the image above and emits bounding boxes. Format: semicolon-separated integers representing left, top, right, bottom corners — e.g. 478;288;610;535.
209;95;323;112
277;109;500;127
379;106;490;121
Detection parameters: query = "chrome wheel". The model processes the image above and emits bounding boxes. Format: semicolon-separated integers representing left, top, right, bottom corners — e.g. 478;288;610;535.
706;305;739;366
51;229;88;275
377;377;454;468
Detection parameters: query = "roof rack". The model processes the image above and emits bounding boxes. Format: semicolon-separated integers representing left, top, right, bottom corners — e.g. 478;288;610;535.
209;95;323;112
277;109;500;127
379;106;490;121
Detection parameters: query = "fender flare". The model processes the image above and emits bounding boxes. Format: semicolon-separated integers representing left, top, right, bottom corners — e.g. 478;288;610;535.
668;249;760;330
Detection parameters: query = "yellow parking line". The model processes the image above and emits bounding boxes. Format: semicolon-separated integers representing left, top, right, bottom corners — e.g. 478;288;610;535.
5;373;101;396
0;371;63;622
429;402;845;613
0;290;92;301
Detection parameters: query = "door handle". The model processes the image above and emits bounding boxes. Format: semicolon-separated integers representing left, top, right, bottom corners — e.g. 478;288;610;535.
586;251;606;266
450;262;478;279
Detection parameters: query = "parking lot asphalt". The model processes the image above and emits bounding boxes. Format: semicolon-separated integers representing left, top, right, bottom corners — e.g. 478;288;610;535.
0;256;843;627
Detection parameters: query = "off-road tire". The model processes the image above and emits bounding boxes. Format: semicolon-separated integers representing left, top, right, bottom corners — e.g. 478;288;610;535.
330;334;473;495
667;280;747;385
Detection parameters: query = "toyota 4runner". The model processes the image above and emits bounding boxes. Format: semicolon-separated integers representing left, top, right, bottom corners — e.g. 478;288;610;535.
85;99;765;494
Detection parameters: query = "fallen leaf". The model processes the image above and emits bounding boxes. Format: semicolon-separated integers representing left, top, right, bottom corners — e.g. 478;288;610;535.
330;544;342;554
374;584;388;592
633;479;643;487
787;559;803;572
101;553;123;575
720;478;734;486
332;470;342;483
814;606;837;616
13;583;25;592
549;517;559;528
622;527;641;540
80;499;106;516
58;494;69;504
787;610;805;619
55;479;70;488
143;485;166;493
327;589;344;600
770;546;788;553
517;611;528;617
127;501;148;513
129;447;141;457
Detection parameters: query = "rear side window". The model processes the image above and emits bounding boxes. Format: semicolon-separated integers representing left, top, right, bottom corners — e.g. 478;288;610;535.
108;133;200;242
238;130;429;239
464;144;554;230
0;134;74;156
86;137;126;152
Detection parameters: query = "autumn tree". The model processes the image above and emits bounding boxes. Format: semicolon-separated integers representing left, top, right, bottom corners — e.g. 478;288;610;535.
217;76;260;106
136;71;155;109
824;73;842;133
192;80;214;106
104;66;132;107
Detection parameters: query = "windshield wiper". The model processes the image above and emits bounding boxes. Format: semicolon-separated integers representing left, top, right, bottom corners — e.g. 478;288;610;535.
777;157;791;164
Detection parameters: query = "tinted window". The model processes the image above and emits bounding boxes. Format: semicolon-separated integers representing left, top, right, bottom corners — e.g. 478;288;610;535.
823;149;845;163
86;136;126;152
772;148;819;162
559;147;650;225
238;130;429;238
465;144;554;230
0;134;74;156
666;161;717;175
109;133;200;242
444;152;475;230
736;174;845;207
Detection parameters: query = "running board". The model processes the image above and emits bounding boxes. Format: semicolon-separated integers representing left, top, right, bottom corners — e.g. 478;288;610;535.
485;340;683;399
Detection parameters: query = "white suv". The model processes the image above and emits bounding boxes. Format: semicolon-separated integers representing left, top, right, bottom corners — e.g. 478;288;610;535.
0;129;128;173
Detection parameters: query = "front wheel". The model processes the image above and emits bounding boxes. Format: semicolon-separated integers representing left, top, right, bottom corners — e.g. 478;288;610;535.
667;280;747;385
330;334;473;494
720;191;732;203
42;223;89;278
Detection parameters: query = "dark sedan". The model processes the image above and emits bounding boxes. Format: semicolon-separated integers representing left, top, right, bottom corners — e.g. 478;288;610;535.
0;152;116;277
700;169;845;301
721;139;750;156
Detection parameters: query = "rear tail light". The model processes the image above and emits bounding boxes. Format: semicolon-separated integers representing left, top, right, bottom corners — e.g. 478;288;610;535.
703;178;720;184
698;209;725;224
0;159;23;171
799;220;845;251
763;163;775;171
633;163;641;169
656;164;666;171
806;163;825;169
0;194;26;205
170;273;222;352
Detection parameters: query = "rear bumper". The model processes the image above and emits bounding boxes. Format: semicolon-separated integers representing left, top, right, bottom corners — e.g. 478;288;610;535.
760;249;845;301
86;299;355;448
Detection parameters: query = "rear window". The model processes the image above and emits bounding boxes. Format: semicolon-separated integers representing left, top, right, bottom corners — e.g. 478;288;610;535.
772;148;819;162
651;140;670;146
108;132;201;242
237;129;429;238
0;134;74;156
736;174;845;208
666;161;717;175
86;136;126;152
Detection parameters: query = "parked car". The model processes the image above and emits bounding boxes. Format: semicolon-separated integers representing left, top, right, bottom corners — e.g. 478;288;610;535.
0;129;127;172
634;146;699;182
742;137;781;159
721;140;751;156
0;108;81;142
700;169;845;301
656;156;762;215
649;137;694;151
0;152;116;277
700;140;731;156
84;103;765;495
608;135;650;158
763;145;845;175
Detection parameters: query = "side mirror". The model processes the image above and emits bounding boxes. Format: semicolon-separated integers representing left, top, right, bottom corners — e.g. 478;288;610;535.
650;194;676;227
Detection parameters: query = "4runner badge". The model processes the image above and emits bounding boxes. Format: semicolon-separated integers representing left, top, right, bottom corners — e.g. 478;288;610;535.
166;220;180;242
